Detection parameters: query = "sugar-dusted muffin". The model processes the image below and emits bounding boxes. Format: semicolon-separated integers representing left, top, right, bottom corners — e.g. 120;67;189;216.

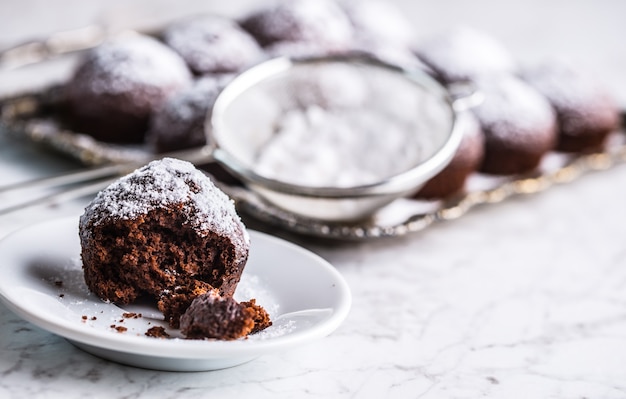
65;34;192;143
337;0;422;70
472;74;558;175
146;76;243;186
163;15;264;75
521;59;621;153
79;158;249;327
263;39;341;59
341;0;415;50
415;112;484;198
240;0;353;51
147;76;227;153
414;26;517;84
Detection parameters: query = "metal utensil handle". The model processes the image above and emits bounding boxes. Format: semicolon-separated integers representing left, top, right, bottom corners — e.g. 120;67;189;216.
448;82;484;112
0;145;216;215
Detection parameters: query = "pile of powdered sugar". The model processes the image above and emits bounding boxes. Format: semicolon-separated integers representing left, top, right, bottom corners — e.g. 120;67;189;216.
247;62;451;188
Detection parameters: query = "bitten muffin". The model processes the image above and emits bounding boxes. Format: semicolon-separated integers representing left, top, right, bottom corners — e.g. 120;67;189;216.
414;26;517;84
163;15;264;75
415;112;484;198
240;0;353;50
521;59;620;153
472;74;558;175
79;158;249;327
65;34;192;143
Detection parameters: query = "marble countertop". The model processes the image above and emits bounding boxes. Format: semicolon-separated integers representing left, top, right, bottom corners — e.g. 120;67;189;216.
1;1;626;398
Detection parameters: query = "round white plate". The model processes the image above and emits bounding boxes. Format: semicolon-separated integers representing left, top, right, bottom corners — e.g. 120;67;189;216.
0;217;351;371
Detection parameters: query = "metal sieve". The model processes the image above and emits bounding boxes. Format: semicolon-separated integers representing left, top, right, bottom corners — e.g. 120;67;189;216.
207;55;479;222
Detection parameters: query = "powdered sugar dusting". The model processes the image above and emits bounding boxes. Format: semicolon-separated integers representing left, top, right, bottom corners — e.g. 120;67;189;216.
241;0;353;49
164;15;263;74
342;0;416;49
235;273;278;317
80;158;247;244
78;34;191;96
472;74;556;147
148;76;228;151
162;77;222;122
285;63;368;109
416;26;516;83
263;41;330;58
521;59;620;134
523;59;600;107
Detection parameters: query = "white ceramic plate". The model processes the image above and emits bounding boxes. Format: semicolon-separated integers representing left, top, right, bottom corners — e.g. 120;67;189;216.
0;217;351;371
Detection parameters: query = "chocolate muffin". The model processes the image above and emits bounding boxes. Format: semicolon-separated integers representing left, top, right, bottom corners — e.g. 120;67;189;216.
341;0;415;50
339;0;423;72
180;291;271;340
415;112;484;198
79;158;249;327
65;34;192;143
163;15;264;75
414;26;517;84
240;0;353;50
147;76;226;153
472;74;558;175
261;0;421;69
521;60;620;153
263;39;340;59
146;76;243;186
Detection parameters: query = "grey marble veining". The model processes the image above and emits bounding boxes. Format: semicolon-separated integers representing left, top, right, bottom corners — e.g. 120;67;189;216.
1;1;626;398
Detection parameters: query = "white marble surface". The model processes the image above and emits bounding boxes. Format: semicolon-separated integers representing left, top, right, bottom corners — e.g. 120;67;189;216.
1;1;626;398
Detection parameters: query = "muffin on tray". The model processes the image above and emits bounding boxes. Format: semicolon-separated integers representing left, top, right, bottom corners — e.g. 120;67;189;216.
65;34;192;143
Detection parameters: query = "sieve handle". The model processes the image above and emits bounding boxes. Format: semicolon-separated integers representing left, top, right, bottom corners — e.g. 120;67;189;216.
448;82;484;112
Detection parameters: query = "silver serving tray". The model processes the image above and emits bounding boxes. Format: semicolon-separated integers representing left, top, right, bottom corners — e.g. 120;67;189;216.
1;27;625;240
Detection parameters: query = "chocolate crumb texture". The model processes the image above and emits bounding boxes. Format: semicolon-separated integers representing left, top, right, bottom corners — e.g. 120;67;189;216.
242;298;273;334
145;326;171;338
